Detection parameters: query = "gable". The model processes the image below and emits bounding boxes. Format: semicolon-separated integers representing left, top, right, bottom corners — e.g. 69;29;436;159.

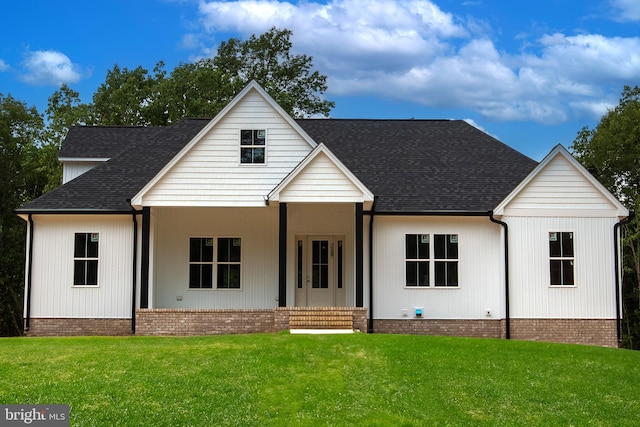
495;145;628;217
269;145;374;204
132;85;316;208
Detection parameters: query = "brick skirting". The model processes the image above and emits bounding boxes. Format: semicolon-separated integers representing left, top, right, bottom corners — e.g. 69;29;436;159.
373;319;503;339
373;318;618;347
136;307;369;336
26;318;132;336
509;319;618;347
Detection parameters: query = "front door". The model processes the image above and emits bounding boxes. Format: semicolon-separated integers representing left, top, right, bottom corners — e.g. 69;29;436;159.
295;236;346;307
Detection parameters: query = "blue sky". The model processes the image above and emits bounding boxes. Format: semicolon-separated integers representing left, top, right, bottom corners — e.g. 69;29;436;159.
1;0;639;160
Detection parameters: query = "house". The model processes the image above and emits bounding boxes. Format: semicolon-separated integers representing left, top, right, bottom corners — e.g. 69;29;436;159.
17;81;629;346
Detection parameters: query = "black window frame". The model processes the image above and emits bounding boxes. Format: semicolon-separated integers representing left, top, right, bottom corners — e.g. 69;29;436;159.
405;234;430;287
549;231;575;286
240;129;266;164
189;237;214;289
73;232;99;286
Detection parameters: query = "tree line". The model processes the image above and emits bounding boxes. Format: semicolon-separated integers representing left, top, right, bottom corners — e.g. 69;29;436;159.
1;28;639;348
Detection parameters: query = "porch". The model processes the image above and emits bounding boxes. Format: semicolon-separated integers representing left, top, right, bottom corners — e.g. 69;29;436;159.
135;307;368;336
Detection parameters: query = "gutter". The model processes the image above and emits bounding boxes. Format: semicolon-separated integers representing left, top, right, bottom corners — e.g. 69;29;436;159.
614;212;634;344
489;211;510;340
24;214;34;333
366;196;378;333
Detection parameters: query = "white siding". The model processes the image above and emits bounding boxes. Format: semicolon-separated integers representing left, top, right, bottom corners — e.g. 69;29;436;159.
142;91;312;207
372;216;504;320
153;207;280;308
507;216;617;318
279;153;365;203
29;215;133;318
62;161;104;183
504;155;618;216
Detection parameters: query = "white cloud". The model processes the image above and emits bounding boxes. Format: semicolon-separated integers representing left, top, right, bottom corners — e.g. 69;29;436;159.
0;59;9;71
610;0;640;21
20;50;82;86
192;0;640;124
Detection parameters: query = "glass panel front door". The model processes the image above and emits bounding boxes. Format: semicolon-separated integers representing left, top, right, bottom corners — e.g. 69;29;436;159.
295;236;346;307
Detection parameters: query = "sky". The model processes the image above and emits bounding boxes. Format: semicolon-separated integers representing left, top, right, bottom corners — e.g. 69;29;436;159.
1;0;639;161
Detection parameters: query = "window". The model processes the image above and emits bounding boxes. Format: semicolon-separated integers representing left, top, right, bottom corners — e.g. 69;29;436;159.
549;232;574;286
74;233;99;286
405;234;459;287
240;129;265;164
217;238;241;289
406;234;430;286
189;237;213;288
434;234;458;287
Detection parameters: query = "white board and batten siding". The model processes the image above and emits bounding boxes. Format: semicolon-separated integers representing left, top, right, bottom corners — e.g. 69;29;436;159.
507;216;618;318
152;207;280;309
372;216;504;320
498;148;626;319
140;90;313;207
27;215;133;318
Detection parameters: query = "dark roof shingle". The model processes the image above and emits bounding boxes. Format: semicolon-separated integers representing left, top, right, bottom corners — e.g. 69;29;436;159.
19;118;537;214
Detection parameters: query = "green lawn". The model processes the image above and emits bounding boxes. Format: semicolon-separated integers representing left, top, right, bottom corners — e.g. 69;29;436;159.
0;333;638;426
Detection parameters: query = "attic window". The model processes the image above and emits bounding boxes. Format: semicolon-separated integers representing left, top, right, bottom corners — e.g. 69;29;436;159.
240;129;266;164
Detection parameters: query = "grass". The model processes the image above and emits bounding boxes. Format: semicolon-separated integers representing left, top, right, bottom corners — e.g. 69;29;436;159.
0;333;639;426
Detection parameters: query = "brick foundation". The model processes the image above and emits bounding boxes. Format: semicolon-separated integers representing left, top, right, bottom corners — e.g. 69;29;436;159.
509;319;618;347
26;318;132;336
373;319;503;339
136;307;368;336
373;318;618;347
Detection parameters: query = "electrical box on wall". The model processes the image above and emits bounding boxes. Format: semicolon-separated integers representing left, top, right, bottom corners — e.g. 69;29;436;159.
414;307;423;318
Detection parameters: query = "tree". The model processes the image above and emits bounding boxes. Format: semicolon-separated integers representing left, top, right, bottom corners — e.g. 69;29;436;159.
214;27;334;118
572;85;640;348
0;94;45;336
89;28;334;126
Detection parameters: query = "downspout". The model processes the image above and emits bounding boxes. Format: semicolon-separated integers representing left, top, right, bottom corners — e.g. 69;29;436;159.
614;212;633;345
24;214;34;333
131;211;140;334
489;211;510;340
367;196;378;333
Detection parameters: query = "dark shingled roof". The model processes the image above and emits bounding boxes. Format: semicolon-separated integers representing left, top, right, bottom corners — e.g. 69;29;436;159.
296;119;537;212
58;125;160;159
18;118;537;214
19;119;209;212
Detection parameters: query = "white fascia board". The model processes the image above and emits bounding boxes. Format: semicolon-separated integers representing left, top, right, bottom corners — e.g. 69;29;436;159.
130;81;318;208
494;144;629;218
268;143;375;202
59;157;110;162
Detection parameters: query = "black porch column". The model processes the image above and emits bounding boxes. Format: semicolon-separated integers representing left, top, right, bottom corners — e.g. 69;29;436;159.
278;203;287;307
140;207;150;309
355;202;364;307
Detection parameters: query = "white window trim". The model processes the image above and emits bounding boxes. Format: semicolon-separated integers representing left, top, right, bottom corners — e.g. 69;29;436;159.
72;232;100;288
404;233;460;289
188;236;243;290
239;129;267;165
548;230;577;288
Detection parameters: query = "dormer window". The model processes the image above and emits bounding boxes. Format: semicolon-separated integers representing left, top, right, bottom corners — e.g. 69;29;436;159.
240;129;266;164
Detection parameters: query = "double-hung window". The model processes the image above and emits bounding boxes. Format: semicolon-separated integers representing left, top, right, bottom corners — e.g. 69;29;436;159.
549;232;574;286
74;233;99;286
434;234;459;287
189;238;214;289
405;234;459;287
217;238;242;289
240;129;266;164
189;237;241;289
406;234;430;286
